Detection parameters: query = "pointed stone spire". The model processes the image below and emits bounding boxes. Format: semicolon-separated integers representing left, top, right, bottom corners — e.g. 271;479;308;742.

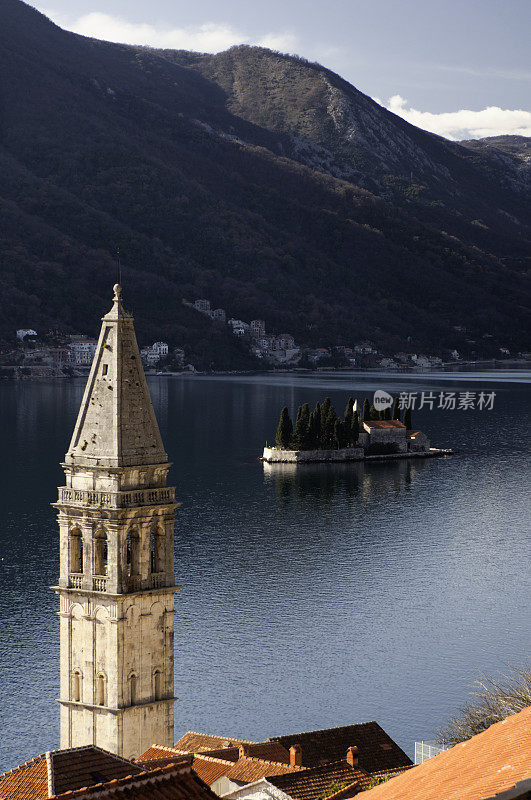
65;284;167;467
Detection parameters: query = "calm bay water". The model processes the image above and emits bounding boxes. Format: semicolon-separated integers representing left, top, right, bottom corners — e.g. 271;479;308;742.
0;370;529;771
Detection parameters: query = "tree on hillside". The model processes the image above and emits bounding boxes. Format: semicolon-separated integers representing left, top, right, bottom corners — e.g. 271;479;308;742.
404;407;412;430
437;665;531;745
362;398;370;421
275;407;293;449
384;406;391;420
392;397;401;420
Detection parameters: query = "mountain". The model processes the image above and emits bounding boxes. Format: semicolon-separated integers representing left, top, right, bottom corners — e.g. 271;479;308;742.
0;0;529;366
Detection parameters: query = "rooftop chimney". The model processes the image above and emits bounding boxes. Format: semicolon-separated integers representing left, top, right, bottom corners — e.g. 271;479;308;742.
346;746;359;767
239;744;250;758
290;744;303;767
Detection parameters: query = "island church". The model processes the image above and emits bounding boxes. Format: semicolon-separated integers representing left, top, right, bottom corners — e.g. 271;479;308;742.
52;284;178;759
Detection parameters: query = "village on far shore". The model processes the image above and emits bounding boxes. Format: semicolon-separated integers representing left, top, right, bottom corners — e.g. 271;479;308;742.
263;396;452;464
3;295;528;379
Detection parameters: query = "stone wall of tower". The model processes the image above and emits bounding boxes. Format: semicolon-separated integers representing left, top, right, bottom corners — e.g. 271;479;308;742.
54;286;177;759
58;590;175;757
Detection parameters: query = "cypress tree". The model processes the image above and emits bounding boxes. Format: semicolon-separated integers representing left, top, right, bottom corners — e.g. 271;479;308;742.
362;398;370;421
369;403;378;420
313;402;321;448
334;418;345;449
384;406;391;420
404;407;412;430
344;396;354;429
392;397;401;421
295;402;311;449
351;410;359;444
307;410;318;449
324;407;337;448
275;407;293;449
320;398;331;447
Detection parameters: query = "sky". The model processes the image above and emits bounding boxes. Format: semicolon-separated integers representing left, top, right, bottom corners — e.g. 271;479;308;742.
33;0;531;140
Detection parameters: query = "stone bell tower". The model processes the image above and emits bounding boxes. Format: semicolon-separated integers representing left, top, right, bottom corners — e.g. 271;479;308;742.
53;284;178;759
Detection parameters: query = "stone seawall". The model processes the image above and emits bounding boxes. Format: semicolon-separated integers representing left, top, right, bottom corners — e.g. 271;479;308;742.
262;446;453;463
262;446;365;463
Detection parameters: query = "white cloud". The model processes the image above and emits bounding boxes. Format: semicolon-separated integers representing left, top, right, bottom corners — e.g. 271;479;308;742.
256;32;299;52
35;7;299;53
381;94;531;140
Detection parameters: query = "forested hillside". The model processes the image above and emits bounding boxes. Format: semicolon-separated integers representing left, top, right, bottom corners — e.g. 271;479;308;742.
0;0;529;365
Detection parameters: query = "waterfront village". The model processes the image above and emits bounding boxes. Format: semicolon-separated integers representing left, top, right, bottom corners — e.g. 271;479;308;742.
1;296;525;379
1;285;528;800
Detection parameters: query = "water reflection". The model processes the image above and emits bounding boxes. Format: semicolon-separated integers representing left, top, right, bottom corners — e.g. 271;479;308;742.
0;374;529;772
264;459;428;505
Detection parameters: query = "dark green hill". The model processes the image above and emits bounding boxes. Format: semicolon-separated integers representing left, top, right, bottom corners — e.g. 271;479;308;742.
0;0;529;363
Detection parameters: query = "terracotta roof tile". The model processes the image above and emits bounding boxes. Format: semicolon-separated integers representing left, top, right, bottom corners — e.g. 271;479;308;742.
269;760;372;799
138;746;191;763
196;742;290;764
225;756;304;783
174;732;255;753
363;421;406;430
0;747;142;800
269;724;412;773
362;707;531;800
51;761;221;800
0;753;49;799
191;755;236;785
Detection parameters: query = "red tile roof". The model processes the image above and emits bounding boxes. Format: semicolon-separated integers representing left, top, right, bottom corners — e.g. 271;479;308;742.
0;753;49;800
192;755;237;785
0;747;143;800
362;707;531;800
51;761;221;800
137;747;236;786
225;755;304;783
204;742;291;764
269;760;373;799
174;732;255;753
138;746;191;763
363;421;405;430
269;724;412;773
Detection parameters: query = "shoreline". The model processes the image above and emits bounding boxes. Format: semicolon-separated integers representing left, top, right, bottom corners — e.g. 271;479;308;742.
2;359;530;382
261;446;454;464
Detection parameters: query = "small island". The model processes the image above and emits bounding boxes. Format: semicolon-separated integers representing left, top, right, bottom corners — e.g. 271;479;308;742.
262;396;453;463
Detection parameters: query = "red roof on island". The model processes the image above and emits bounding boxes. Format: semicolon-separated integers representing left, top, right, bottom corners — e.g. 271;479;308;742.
363;421;406;430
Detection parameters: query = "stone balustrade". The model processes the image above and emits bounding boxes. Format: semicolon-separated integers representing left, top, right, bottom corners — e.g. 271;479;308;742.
57;486;175;508
68;572;167;592
92;576;109;592
151;572;166;588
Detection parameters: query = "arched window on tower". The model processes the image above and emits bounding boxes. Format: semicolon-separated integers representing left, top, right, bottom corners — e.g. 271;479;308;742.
69;528;83;574
72;670;82;702
96;673;106;706
153;669;162;701
94;528;108;576
126;529;140;576
150;526;164;573
129;673;138;705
